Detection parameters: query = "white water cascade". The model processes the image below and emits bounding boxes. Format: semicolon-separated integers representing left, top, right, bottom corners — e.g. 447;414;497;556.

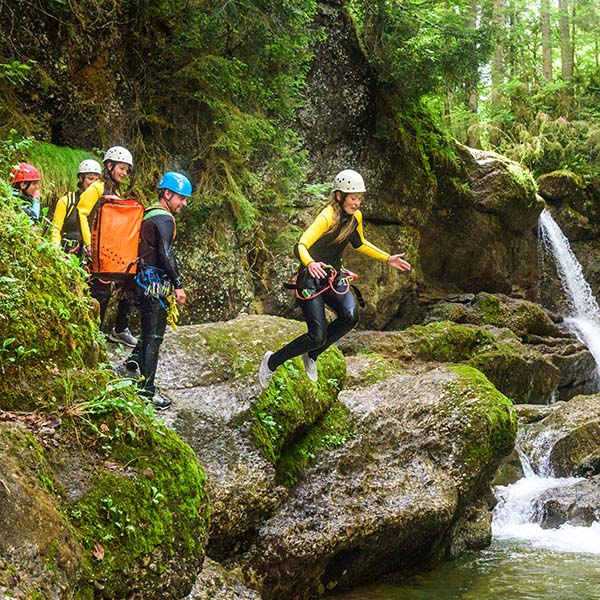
492;435;600;554
538;208;600;376
492;208;600;554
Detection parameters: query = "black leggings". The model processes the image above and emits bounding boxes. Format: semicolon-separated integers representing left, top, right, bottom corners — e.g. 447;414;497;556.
269;282;359;370
127;294;167;397
90;278;132;331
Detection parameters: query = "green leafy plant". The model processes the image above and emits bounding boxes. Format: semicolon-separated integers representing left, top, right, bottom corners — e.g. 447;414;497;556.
0;337;39;373
67;378;159;450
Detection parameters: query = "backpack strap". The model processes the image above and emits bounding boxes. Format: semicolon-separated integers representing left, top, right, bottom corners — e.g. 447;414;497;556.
64;191;80;221
144;204;176;238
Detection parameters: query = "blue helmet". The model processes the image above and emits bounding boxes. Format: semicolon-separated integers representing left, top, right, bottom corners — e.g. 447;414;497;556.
157;171;192;197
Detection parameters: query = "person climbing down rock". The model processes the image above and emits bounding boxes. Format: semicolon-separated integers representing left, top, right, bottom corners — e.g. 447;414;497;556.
258;168;411;389
127;171;191;411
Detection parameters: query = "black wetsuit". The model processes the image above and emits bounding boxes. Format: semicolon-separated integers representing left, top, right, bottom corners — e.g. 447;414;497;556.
135;204;182;397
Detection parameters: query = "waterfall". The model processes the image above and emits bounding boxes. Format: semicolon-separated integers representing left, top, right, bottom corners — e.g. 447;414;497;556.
538;208;600;376
492;209;600;554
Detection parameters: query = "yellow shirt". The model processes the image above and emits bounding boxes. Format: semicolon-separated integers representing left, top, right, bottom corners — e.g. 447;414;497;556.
51;193;69;246
297;205;390;266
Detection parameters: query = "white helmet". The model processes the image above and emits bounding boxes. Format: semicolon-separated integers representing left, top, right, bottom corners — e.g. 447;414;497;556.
103;146;133;166
77;159;102;175
333;169;366;193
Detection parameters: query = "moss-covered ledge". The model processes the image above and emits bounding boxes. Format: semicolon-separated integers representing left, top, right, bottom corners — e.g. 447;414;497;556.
0;187;100;410
443;365;518;483
338;321;560;403
0;377;211;599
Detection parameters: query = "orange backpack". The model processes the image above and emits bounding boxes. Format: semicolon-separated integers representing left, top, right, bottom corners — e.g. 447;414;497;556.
90;195;144;280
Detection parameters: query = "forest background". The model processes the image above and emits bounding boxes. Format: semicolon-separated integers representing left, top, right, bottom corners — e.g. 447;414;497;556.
0;0;598;261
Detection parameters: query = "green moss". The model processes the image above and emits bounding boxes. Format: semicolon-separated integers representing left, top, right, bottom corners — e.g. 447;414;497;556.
354;350;398;385
476;294;504;326
276;401;355;486
68;426;209;596
445;365;517;468
45;539;60;572
251;346;346;465
506;162;538;197
469;346;560;404
203;318;297;378
0;192;99;410
407;321;497;362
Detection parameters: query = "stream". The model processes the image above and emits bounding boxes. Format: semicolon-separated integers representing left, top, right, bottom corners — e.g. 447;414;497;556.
329;209;600;600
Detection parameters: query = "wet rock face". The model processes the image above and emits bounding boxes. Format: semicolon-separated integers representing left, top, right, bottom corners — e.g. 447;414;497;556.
519;395;600;478
533;476;600;529
0;424;83;598
231;366;515;598
421;148;544;300
421;292;598;403
537;171;600;307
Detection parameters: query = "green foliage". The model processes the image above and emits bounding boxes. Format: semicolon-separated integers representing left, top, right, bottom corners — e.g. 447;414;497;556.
69;378;158;451
25;141;96;208
348;0;492;105
131;0;319;233
0;129;33;176
251;347;346;466
0;60;31;86
0;186;98;409
497;109;600;178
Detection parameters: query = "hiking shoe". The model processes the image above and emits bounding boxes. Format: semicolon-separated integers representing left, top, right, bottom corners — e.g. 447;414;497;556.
302;353;318;382
258;351;274;390
152;394;172;411
108;327;138;347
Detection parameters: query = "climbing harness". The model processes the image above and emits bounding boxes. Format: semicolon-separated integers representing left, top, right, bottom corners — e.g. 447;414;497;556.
135;264;180;331
285;265;358;302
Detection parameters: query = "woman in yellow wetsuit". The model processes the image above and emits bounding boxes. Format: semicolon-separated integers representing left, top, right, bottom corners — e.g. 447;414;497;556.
76;146;137;347
258;169;411;388
51;159;102;257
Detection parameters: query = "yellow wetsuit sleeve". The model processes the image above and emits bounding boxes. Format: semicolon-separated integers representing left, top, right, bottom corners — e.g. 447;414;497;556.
296;205;335;266
354;210;390;263
77;180;104;246
51;195;68;246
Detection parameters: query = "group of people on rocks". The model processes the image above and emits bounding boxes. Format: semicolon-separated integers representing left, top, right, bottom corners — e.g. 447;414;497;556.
9;146;190;410
9;154;411;409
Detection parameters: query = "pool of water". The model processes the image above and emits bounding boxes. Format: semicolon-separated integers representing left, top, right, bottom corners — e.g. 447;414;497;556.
327;539;600;600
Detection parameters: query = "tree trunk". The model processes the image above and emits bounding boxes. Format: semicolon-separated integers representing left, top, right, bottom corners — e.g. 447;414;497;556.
559;0;573;84
466;0;481;148
541;0;552;82
489;0;505;146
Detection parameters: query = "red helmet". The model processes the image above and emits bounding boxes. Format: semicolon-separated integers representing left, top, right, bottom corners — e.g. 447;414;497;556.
10;162;41;184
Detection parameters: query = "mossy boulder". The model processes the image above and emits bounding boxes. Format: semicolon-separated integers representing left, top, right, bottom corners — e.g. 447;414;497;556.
0;193;99;411
421;148;543;298
338;320;561;404
519;394;600;477
0;424;83;598
424;292;562;339
154;315;349;558
0;385;210;599
233;366;516;598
